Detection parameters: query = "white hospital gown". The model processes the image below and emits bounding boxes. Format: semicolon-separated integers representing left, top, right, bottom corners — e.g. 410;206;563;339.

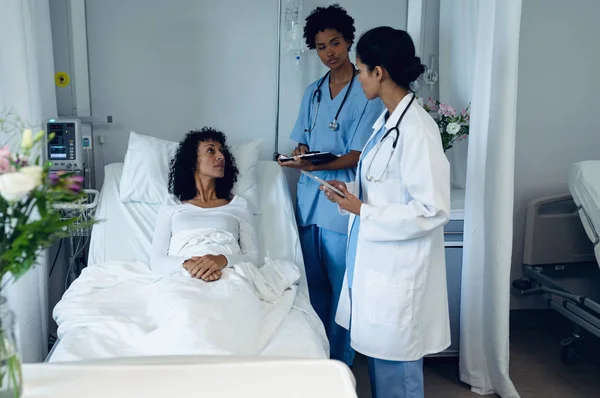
150;195;259;276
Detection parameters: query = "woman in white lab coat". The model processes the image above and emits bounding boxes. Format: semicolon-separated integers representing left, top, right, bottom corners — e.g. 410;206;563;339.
322;27;451;398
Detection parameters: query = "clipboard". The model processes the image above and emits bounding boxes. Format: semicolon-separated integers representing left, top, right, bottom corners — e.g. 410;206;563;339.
278;151;339;165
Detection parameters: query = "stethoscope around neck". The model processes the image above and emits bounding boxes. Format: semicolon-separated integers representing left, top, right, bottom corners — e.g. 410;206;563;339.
365;94;417;182
305;67;356;133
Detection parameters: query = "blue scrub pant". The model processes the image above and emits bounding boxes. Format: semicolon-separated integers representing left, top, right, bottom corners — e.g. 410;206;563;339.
348;289;424;398
367;357;424;398
299;225;354;367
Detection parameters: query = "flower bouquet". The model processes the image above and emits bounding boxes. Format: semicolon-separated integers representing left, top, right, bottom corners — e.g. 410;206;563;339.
0;110;93;397
420;97;470;152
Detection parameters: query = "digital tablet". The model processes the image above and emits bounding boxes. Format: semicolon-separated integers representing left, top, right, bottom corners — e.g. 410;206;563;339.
301;170;347;198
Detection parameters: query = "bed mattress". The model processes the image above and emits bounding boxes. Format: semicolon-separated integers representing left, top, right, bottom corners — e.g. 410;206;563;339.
568;160;600;261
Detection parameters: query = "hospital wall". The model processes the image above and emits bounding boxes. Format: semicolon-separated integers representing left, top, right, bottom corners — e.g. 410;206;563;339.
85;0;278;188
81;0;407;189
511;0;600;309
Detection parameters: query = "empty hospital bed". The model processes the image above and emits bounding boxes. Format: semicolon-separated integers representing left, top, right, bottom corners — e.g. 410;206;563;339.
45;159;330;362
513;160;600;364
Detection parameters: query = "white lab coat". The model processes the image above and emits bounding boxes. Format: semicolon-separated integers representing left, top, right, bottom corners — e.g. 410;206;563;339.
335;94;452;361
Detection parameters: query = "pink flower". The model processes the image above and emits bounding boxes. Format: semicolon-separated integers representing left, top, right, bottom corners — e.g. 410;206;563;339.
48;170;85;193
0;146;14;173
445;105;456;117
67;184;82;193
64;174;84;193
438;104;455;117
427;97;438;112
71;175;84;184
48;172;60;185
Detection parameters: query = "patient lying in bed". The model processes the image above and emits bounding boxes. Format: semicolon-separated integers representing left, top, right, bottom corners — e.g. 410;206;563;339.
150;127;258;281
51;128;328;360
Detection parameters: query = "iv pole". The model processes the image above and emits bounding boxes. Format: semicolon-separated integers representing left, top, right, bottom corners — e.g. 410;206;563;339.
273;0;282;160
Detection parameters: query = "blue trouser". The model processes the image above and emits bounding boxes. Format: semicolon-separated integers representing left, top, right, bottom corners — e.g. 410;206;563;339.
299;224;354;366
348;289;424;398
367;357;424;398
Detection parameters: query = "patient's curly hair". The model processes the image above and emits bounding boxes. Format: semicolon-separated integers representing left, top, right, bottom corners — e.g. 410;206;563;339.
303;4;356;50
168;128;239;201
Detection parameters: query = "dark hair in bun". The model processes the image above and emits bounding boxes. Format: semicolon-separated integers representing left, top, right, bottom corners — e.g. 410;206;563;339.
356;27;425;91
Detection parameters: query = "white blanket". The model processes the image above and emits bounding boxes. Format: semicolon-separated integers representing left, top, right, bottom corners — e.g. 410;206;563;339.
53;229;328;360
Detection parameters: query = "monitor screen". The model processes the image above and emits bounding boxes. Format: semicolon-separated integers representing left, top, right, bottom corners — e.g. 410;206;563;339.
47;122;76;161
49;145;68;159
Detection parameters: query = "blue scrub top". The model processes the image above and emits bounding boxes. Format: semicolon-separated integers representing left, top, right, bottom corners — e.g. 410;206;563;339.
346;121;387;288
290;74;384;235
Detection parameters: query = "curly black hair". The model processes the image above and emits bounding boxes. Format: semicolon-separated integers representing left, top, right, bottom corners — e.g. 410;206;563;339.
168;127;239;201
303;4;356;50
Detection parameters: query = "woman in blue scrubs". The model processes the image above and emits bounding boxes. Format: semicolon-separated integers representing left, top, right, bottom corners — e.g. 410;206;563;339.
278;4;383;367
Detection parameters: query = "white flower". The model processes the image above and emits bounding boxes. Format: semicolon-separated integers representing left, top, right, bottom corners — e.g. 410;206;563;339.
34;130;45;143
446;123;461;135
21;129;33;151
417;97;424;107
19;165;43;186
0;171;38;201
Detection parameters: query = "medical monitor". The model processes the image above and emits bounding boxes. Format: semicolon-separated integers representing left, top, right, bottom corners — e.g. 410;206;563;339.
46;119;83;172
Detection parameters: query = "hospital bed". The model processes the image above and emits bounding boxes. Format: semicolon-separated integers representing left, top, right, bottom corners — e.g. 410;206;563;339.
513;160;600;364
45;160;330;362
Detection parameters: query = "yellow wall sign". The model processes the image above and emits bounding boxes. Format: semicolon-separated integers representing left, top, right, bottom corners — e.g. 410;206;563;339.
55;72;70;87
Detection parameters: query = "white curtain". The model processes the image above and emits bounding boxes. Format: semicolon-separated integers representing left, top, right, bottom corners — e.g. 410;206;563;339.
438;0;478;189
440;0;522;396
0;0;57;362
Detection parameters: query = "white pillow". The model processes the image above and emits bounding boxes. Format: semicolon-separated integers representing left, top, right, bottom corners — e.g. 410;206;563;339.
118;131;261;214
231;139;262;214
119;131;178;205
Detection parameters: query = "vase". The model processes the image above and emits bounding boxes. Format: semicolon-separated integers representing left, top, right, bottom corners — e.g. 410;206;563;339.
0;296;22;398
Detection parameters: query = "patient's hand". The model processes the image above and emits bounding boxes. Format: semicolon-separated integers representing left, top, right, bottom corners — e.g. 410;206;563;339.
204;270;222;282
183;255;228;281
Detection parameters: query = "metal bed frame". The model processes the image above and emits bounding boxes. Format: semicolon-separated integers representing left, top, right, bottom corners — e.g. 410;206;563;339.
512;194;599;365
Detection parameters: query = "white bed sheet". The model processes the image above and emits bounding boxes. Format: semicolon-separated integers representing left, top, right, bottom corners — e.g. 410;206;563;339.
48;161;328;362
568;160;600;261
